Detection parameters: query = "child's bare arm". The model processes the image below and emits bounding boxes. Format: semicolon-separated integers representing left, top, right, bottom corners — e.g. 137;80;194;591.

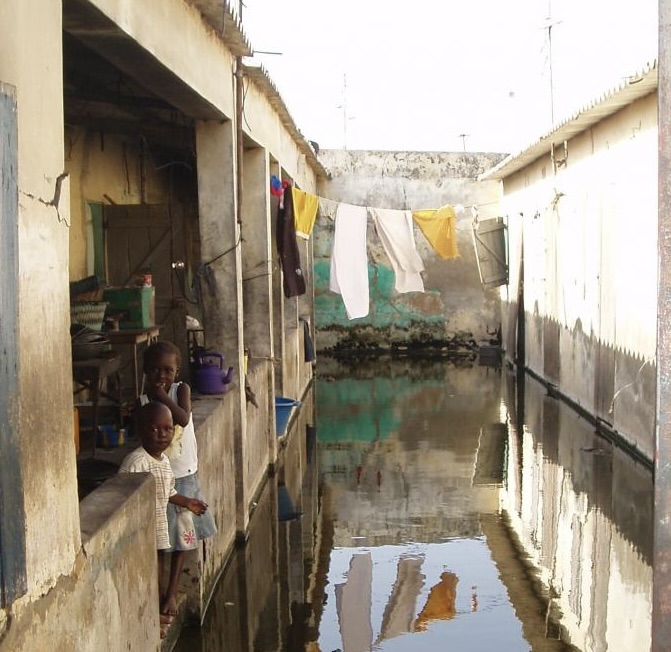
146;383;191;427
169;493;207;515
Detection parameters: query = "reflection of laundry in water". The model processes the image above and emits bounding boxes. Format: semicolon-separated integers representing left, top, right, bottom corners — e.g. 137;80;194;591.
414;570;458;631
375;555;425;644
335;553;373;652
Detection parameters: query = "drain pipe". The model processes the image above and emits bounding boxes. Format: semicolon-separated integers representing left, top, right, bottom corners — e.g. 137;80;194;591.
654;1;671;647
235;54;244;226
234;0;244;225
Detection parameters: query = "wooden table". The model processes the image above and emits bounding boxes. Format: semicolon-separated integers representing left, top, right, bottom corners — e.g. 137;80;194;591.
72;355;122;457
106;326;161;400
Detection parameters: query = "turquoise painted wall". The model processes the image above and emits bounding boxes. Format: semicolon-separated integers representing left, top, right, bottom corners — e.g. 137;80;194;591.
313;150;505;352
314;260;445;331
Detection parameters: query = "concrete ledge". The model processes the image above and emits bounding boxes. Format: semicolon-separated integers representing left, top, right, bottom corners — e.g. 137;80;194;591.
79;472;153;544
1;472;160;651
192;389;231;432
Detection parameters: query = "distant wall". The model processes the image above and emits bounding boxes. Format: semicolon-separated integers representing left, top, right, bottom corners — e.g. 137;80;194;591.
314;150;506;352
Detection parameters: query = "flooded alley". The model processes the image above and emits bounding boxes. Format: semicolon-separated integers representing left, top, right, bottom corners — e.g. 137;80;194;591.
176;358;653;652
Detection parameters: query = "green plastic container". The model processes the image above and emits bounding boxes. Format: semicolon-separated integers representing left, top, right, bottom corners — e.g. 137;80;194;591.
103;287;155;329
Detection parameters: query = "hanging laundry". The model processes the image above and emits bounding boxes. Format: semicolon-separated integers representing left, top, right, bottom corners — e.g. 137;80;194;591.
277;185;306;298
330;203;369;319
292;187;320;239
369;208;425;293
411;204;460;259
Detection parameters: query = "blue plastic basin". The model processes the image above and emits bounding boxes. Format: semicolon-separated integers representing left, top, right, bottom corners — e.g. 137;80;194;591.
275;397;301;436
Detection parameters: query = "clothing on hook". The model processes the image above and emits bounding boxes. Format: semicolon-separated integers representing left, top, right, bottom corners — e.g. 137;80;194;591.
277;185;306;298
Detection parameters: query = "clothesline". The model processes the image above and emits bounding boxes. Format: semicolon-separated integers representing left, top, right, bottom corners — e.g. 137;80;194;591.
274;178;500;321
271;175;498;219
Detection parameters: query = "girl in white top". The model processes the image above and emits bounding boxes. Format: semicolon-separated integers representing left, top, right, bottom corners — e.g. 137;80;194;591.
139;341;217;621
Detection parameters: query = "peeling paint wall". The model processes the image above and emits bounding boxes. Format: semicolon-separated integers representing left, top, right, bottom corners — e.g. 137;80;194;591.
314;150;506;352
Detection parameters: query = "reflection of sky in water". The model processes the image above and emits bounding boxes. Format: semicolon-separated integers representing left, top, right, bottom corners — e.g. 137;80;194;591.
319;539;528;652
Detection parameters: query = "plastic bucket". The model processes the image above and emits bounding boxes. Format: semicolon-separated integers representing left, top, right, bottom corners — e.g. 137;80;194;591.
97;424;125;449
275;397;301;436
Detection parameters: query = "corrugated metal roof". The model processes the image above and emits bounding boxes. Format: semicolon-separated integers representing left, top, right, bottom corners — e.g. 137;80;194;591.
480;61;658;181
243;63;330;180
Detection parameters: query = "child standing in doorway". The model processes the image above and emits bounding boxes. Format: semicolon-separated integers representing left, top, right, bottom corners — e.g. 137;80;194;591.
138;340;217;620
119;401;208;635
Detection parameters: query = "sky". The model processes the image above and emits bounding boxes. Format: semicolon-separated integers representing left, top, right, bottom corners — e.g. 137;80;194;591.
242;0;657;154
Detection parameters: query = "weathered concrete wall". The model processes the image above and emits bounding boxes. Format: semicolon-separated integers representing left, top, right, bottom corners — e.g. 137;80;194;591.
66;127;175;280
85;0;236;118
0;474;160;651
191;394;238;614
500;92;658;460
243;363;273;513
0;0;322;646
0;0;81;605
314;150;506;352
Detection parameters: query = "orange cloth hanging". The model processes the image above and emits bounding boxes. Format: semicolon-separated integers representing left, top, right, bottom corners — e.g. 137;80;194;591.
412;204;460;259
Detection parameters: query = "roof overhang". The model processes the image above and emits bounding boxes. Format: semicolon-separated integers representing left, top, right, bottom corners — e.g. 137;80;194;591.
188;0;252;57
63;0;227;120
480;61;658;181
243;64;330;180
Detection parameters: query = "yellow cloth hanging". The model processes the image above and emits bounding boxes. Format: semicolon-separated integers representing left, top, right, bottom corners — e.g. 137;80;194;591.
412;204;460;259
292;187;320;239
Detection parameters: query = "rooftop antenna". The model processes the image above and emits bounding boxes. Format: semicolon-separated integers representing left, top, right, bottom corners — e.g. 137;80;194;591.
541;0;562;125
336;73;355;149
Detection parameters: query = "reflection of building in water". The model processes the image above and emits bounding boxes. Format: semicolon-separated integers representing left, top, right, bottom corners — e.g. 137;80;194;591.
376;556;425;644
414;571;459;632
499;372;653;652
318;368;505;547
335;553;373;652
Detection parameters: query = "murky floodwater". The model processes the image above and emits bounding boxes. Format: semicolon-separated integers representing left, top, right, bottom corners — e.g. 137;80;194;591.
176;358;653;652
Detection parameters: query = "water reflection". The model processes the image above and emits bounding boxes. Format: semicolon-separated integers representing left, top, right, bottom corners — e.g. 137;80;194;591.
176;360;652;652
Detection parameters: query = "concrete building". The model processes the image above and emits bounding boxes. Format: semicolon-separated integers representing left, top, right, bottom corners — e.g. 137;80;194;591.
0;1;323;649
313;149;506;353
481;62;658;462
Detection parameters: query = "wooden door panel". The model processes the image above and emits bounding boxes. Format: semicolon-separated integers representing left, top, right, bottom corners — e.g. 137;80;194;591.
103;204;191;393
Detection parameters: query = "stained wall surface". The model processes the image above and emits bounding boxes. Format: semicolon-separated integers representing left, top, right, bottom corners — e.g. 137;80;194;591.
499;91;658;460
314;150;506;352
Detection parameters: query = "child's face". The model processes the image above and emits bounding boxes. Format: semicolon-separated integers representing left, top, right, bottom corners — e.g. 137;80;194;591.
145;352;179;392
139;405;174;458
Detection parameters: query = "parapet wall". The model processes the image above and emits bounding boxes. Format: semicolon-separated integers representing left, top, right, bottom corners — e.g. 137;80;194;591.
314;150;506;354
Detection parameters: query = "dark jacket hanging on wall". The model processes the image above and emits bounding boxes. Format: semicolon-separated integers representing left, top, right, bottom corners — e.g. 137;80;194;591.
277;187;306;298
